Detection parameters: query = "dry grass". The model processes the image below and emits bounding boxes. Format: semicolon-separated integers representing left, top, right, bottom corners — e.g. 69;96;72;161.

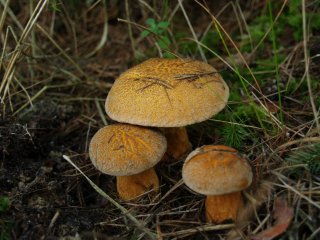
0;0;319;239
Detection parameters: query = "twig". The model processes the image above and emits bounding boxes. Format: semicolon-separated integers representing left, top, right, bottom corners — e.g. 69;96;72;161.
159;224;234;237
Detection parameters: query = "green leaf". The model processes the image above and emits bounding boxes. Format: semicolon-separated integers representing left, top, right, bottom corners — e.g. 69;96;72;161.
141;30;150;38
146;18;156;27
158;21;170;29
157;36;170;49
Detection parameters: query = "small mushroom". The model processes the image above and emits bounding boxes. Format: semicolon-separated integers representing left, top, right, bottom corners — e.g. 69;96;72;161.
182;145;252;223
105;58;229;161
89;123;167;201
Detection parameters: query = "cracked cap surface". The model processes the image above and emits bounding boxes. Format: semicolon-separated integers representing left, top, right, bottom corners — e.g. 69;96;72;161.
105;58;229;127
182;145;252;195
89;124;167;176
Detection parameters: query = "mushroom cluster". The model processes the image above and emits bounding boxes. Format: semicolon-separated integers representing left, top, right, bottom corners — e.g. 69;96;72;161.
105;58;229;161
89;57;252;223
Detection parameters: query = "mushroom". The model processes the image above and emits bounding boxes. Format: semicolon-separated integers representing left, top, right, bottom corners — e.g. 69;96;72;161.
89;123;167;201
182;145;252;223
105;58;229;161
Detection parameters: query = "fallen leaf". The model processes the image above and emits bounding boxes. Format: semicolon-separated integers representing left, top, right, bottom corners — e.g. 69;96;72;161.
265;102;279;114
251;198;294;240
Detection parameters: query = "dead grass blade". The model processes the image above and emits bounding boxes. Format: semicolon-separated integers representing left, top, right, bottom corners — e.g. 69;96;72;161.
159;224;234;237
0;0;10;33
36;24;86;78
86;0;108;57
0;0;49;101
178;0;206;62
302;0;320;134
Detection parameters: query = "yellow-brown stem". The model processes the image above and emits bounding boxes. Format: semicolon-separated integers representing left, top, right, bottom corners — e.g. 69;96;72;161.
205;192;242;223
161;127;192;161
116;168;159;201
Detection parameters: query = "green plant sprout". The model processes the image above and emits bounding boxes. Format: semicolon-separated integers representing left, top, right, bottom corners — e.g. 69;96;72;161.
141;18;173;58
0;196;10;213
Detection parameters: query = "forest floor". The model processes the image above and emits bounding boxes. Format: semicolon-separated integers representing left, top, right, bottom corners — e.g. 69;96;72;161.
0;1;320;239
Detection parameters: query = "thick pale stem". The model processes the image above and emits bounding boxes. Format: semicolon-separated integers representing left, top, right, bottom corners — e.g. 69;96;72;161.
205;192;242;223
116;168;159;201
161;127;192;161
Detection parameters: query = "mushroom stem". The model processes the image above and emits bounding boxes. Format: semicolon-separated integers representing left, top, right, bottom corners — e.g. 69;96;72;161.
161;127;192;161
116;168;159;201
205;192;242;223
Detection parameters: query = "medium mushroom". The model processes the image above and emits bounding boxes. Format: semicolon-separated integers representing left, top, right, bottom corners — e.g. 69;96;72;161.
182;145;252;223
105;58;229;161
89;123;167;201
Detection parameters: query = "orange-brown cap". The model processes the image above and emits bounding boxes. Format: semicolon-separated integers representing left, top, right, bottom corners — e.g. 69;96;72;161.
105;58;229;127
89;124;167;176
182;145;252;195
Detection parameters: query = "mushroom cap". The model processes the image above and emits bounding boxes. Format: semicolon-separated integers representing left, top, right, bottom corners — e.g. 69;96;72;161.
105;58;229;127
182;145;252;195
89;124;167;176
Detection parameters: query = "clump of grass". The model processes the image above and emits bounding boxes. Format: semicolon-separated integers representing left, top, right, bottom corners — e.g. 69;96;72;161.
220;118;250;149
287;144;320;175
0;196;11;240
0;196;10;212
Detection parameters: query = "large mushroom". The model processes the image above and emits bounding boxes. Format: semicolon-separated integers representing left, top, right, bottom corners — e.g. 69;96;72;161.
105;58;229;161
89;123;167;201
182;145;252;223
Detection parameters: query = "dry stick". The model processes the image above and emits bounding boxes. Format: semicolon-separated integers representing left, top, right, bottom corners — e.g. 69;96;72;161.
302;0;320;135
178;0;206;62
159;224;234;237
62;155;156;239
